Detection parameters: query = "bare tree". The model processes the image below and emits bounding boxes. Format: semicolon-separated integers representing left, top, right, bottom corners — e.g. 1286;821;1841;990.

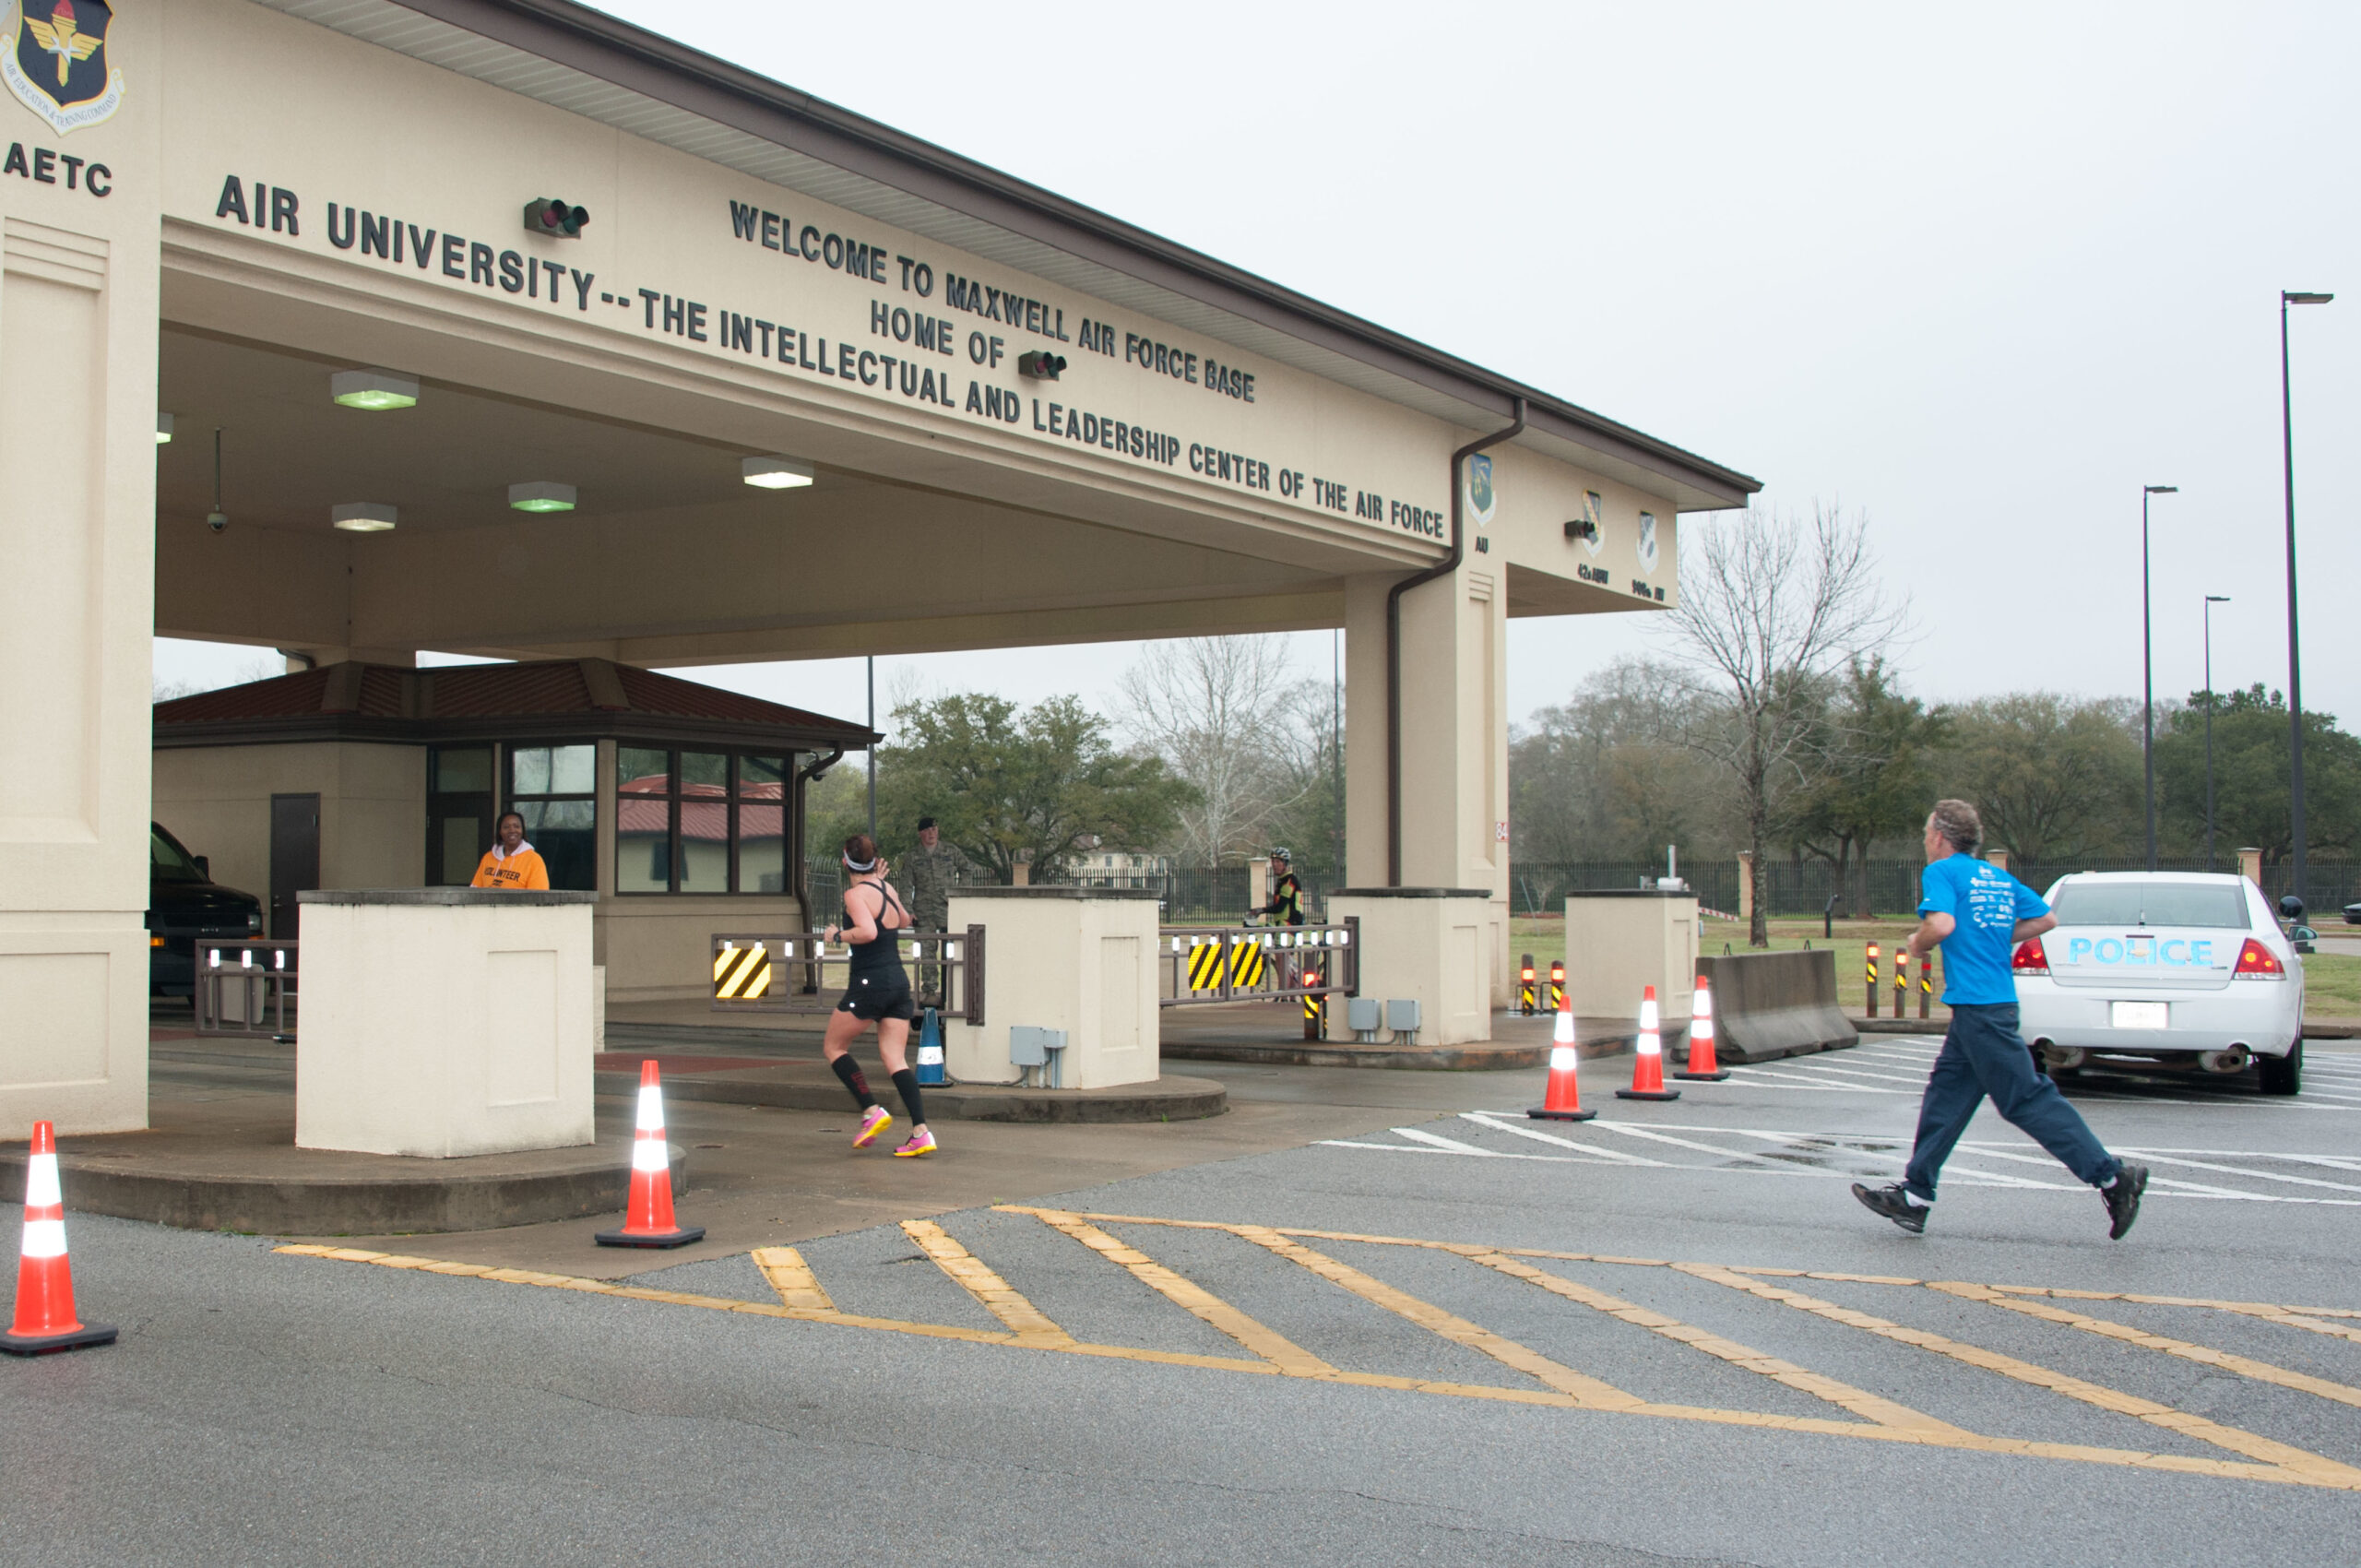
1660;505;1907;945
1118;635;1302;865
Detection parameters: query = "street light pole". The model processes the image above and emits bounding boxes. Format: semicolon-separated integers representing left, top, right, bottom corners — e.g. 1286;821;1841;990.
866;654;877;846
2204;595;2230;873
2141;484;2177;873
2281;291;2332;906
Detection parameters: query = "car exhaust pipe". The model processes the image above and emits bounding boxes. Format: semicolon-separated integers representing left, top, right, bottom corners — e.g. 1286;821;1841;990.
2198;1046;2251;1075
2040;1045;2087;1073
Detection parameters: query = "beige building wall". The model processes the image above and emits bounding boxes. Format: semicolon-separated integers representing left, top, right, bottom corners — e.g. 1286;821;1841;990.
0;3;163;1134
153;742;426;899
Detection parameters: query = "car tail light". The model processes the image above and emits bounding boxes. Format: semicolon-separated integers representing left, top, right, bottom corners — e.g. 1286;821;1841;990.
2011;938;2049;975
2233;938;2286;979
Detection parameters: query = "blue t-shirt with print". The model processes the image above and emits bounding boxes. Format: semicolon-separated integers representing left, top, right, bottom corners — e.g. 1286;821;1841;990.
1918;854;2048;1005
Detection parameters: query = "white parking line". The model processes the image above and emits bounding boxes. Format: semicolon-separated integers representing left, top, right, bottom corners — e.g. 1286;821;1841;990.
1457;1111;1669;1164
1391;1126;1523;1158
2104;1149;2361;1195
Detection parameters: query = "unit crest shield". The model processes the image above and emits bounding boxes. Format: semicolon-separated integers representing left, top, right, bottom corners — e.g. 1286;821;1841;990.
5;0;124;135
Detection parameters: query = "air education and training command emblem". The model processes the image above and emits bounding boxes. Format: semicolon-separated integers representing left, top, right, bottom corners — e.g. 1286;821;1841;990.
4;0;124;135
1465;453;1498;529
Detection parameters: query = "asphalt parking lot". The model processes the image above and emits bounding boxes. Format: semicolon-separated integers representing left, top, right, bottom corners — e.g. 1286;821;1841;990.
7;1037;2358;1566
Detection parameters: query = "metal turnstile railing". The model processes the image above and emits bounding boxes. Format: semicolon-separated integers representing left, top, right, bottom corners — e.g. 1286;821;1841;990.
196;939;299;1039
1158;919;1358;1037
710;927;984;1025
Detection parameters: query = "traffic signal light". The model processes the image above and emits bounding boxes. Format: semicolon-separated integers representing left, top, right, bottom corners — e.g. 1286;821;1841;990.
1017;350;1067;380
523;198;590;238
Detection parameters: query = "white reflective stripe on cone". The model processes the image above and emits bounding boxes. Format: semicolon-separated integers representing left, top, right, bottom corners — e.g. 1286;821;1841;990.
635;1086;665;1133
25;1153;61;1208
632;1135;669;1173
1549;1046;1577;1072
1639;1030;1662;1057
1640;996;1660;1030
19;1218;65;1259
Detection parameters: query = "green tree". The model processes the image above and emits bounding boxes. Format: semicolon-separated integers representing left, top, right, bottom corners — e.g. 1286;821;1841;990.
1939;694;2140;864
1787;657;1948;914
2155;684;2361;865
884;692;1195;884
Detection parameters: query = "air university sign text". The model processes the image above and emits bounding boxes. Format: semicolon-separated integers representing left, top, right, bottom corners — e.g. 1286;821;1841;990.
200;169;1465;544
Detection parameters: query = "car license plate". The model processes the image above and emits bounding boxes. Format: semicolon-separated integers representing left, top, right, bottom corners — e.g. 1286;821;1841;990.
2111;1002;2168;1030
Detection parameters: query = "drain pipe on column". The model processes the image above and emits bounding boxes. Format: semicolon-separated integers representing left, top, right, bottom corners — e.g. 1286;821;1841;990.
1387;397;1525;885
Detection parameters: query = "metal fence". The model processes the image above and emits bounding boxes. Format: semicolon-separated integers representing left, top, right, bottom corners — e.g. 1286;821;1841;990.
196;939;299;1038
710;927;983;1023
805;859;1346;924
1513;858;2357;920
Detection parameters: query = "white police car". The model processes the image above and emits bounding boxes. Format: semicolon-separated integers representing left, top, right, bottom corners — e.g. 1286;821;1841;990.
2014;872;2305;1095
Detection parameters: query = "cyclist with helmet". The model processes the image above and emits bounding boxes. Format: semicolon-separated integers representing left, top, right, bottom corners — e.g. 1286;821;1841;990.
1253;847;1306;926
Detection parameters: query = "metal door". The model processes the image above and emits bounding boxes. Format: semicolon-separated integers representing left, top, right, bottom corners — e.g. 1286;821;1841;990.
269;793;321;939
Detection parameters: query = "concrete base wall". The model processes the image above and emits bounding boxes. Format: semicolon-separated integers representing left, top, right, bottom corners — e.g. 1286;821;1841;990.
1566;891;1699;1027
942;888;1161;1089
1327;890;1492;1046
296;890;597;1157
1697;949;1858;1063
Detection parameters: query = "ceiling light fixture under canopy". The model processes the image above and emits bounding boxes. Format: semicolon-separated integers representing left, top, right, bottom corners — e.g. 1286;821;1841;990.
508;481;577;513
331;503;398;533
330;368;420;410
742;456;814;489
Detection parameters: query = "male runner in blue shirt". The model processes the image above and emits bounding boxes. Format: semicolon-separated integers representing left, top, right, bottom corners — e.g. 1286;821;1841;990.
1855;799;2149;1239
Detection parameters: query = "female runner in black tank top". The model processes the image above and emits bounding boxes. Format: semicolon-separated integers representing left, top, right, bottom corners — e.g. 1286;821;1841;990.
821;834;935;1157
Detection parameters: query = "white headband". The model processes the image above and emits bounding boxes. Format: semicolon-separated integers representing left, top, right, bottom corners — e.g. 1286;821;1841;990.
843;853;877;873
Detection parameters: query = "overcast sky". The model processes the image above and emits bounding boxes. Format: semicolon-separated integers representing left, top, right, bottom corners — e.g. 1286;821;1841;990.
160;1;2361;739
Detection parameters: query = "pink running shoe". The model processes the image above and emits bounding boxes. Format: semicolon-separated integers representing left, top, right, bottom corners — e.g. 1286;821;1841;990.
853;1106;893;1148
892;1128;937;1158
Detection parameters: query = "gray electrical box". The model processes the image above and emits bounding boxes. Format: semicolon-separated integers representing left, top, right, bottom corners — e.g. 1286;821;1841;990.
1347;997;1382;1034
1008;1026;1065;1066
1385;998;1422;1033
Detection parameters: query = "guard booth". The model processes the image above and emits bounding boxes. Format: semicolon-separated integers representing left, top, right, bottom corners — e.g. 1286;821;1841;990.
0;0;1755;1135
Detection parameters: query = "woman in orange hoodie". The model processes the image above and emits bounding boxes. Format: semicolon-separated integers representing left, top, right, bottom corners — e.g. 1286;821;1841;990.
470;812;550;890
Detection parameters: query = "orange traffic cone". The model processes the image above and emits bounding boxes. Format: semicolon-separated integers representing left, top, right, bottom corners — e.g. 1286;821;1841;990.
1616;985;1681;1101
2;1122;116;1356
596;1062;705;1249
1675;975;1731;1081
1528;989;1596;1122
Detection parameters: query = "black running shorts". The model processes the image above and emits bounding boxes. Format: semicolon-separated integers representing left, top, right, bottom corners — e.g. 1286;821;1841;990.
836;974;916;1022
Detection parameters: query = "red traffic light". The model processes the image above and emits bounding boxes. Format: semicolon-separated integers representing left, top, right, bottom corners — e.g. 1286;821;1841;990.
522;198;590;238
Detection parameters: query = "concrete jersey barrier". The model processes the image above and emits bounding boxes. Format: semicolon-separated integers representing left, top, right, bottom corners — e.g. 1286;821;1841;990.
1695;950;1859;1063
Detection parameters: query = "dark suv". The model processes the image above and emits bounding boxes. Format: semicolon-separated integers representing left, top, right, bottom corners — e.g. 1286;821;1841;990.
148;823;264;997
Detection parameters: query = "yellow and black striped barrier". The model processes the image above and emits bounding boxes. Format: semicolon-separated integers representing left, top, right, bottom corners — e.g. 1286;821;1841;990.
713;940;773;1002
1186;937;1228;992
1229;936;1267;990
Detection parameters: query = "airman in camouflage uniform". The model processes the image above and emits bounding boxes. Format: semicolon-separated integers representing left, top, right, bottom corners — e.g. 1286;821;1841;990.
904;816;956;1002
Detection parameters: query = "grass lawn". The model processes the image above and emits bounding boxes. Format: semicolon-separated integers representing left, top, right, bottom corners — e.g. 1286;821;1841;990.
1507;914;2361;1020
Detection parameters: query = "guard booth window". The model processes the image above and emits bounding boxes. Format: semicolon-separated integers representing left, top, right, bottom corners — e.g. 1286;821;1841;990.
616;747;789;894
507;744;596;891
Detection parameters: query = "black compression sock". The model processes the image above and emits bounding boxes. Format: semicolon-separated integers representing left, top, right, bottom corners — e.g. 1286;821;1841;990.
891;1068;925;1127
830;1053;877;1111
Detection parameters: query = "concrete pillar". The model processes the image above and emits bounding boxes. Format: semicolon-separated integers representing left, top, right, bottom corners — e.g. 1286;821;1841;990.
943;887;1160;1088
0;15;162;1135
2237;848;2262;887
1987;849;2010;873
295;891;597;1157
1247;856;1269;914
1326;889;1492;1045
1340;555;1510;1006
1565;891;1699;1027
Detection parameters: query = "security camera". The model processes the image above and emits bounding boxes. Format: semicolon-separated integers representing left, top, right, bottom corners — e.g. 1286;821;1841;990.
207;508;229;534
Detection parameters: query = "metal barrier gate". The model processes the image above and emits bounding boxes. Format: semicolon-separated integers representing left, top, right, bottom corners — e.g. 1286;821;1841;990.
1160;919;1358;1037
710;927;984;1024
196;939;299;1039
